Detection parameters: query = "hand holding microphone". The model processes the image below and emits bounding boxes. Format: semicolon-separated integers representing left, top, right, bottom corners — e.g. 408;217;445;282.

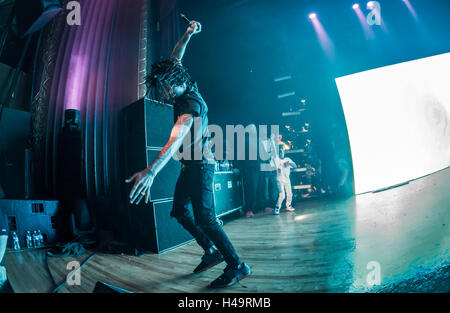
180;13;202;35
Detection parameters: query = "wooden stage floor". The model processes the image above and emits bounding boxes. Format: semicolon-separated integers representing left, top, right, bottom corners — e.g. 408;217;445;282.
4;167;450;293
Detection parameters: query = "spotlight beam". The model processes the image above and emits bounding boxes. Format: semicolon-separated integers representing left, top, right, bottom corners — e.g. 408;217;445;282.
353;5;375;40
308;13;334;61
402;0;418;21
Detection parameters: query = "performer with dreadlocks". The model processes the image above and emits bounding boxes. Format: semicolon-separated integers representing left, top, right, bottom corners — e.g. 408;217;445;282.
126;20;250;288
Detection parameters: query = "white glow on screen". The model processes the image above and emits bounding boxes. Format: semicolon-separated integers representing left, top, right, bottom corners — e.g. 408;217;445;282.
336;53;450;194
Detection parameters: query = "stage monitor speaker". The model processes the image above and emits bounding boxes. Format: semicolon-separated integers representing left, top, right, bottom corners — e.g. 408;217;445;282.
0;199;59;248
14;0;63;36
0;107;33;199
213;171;244;217
129;199;193;253
119;98;180;202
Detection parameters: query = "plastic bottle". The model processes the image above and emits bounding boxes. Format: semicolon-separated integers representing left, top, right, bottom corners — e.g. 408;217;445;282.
37;230;44;248
26;231;33;248
12;231;20;250
32;231;39;248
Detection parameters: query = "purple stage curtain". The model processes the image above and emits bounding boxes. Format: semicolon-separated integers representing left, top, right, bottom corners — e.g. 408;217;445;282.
31;0;183;200
33;0;145;198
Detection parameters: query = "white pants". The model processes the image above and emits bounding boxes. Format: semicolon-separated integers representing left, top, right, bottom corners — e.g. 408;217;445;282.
0;266;6;291
276;179;292;209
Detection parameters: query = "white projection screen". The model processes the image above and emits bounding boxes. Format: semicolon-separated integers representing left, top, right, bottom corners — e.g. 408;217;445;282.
336;53;450;194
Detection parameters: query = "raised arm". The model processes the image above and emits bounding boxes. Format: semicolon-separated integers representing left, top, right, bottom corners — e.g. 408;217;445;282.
126;114;194;204
171;21;202;63
269;134;278;159
286;159;297;169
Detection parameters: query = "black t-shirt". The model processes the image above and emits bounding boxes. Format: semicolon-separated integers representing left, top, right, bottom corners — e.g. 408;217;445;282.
174;82;214;164
0;213;8;266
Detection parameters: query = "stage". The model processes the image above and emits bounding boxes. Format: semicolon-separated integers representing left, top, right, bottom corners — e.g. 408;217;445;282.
4;167;449;293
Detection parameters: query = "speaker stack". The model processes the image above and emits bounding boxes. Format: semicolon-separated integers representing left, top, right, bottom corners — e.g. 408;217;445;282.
0;107;33;199
119;98;191;253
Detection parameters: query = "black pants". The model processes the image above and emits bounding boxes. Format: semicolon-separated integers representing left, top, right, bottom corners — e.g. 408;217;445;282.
242;165;260;213
170;163;241;268
259;170;278;209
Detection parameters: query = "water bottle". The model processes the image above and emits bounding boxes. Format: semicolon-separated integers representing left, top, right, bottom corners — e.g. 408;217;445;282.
26;231;33;248
32;231;39;248
12;232;21;250
37;230;44;248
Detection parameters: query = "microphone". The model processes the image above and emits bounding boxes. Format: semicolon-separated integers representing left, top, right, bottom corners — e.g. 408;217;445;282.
180;13;191;25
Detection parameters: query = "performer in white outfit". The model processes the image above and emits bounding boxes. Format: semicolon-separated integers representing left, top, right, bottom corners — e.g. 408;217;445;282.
274;147;297;215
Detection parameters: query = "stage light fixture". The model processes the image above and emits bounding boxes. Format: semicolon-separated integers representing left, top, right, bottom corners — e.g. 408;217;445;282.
353;2;375;39
308;13;317;20
63;109;80;131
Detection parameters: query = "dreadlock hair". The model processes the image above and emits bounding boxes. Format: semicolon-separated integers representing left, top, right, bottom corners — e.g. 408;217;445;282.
145;58;194;103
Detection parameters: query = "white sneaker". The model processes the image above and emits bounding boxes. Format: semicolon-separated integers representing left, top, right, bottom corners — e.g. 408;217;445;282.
273;208;280;215
285;206;295;212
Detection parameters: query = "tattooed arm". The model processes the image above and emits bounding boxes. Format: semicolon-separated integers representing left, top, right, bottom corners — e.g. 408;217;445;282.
171;20;202;63
126;114;193;204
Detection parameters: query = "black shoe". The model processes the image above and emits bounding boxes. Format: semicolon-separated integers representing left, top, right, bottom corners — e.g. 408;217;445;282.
209;262;251;288
193;249;225;273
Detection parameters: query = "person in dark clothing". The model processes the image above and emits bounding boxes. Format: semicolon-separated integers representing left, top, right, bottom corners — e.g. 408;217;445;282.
236;124;260;217
241;165;260;217
258;133;278;211
126;20;250;288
